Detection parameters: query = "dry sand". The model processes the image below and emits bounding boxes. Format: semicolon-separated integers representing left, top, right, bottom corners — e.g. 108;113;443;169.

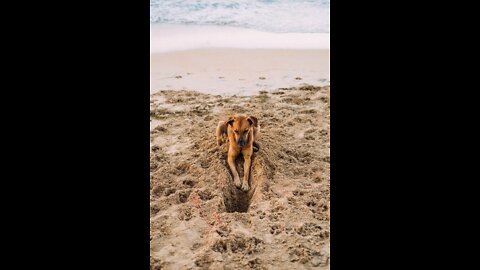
150;84;330;269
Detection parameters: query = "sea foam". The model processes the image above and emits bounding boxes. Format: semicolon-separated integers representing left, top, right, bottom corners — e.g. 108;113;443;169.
150;0;330;34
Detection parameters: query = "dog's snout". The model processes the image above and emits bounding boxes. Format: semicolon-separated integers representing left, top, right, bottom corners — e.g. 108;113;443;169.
237;139;246;147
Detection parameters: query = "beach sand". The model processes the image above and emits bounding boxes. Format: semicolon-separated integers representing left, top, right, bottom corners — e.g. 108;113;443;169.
150;49;330;269
151;48;329;96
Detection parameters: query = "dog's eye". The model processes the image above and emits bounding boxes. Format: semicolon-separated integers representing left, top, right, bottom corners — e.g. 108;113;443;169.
245;129;249;132
234;129;239;133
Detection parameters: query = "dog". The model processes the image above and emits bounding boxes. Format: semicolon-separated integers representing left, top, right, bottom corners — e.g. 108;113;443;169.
216;114;260;191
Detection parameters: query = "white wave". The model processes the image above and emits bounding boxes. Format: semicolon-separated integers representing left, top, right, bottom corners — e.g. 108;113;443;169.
150;0;330;33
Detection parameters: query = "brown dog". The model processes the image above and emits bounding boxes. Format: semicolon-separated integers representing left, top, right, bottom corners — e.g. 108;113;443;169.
216;114;260;191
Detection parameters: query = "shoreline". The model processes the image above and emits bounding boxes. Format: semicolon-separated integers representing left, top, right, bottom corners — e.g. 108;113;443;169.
150;24;330;53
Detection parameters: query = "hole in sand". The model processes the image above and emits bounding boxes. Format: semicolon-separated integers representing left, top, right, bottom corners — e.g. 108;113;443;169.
224;187;251;213
223;154;258;213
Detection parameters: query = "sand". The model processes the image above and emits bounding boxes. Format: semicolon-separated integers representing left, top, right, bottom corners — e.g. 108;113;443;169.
150;43;330;270
150;83;330;269
150;49;330;96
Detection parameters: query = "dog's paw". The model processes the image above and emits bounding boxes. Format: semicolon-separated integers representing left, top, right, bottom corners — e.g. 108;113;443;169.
241;182;250;192
234;177;242;187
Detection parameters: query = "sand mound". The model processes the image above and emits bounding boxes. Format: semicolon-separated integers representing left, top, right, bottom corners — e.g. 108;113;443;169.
150;85;330;269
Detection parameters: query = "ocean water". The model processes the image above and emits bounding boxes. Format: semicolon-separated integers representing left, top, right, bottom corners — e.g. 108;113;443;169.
150;0;330;33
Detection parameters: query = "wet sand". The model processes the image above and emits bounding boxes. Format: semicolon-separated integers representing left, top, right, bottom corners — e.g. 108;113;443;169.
150;48;330;96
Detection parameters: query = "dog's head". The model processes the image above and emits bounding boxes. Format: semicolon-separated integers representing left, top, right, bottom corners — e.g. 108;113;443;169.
227;114;257;147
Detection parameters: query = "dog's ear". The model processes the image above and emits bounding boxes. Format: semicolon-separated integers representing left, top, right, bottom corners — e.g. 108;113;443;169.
247;115;258;126
226;115;235;126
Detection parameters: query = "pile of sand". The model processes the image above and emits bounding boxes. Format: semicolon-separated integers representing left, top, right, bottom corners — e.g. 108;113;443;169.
150;85;330;269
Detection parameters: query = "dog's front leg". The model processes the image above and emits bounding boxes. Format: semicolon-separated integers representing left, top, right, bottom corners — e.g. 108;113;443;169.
241;146;254;192
241;153;251;192
228;149;241;187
